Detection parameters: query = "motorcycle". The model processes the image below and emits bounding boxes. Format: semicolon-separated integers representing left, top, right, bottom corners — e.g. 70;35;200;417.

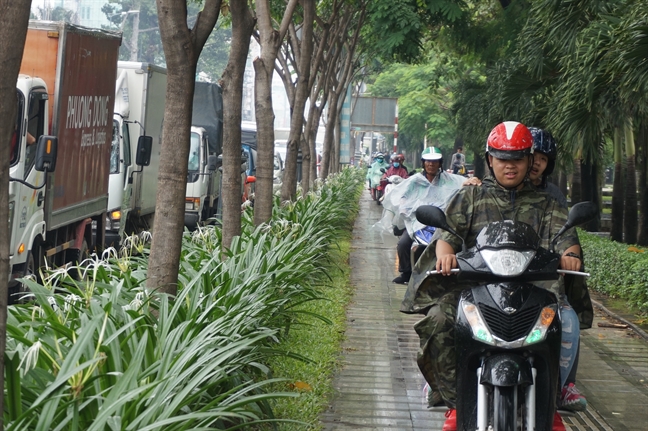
415;201;597;431
410;224;435;270
380;174;406;202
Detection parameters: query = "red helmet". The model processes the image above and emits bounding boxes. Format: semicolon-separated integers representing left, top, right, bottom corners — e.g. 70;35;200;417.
392;153;405;162
486;121;534;160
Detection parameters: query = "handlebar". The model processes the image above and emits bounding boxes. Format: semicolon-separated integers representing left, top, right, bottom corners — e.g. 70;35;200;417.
557;270;590;277
425;269;460;276
425;269;589;276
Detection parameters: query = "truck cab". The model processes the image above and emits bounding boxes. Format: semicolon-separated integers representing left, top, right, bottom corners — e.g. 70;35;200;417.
185;126;221;229
9;79;51;289
106;115;132;245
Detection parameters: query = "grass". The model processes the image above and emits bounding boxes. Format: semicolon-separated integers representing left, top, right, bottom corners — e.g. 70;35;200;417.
260;239;353;430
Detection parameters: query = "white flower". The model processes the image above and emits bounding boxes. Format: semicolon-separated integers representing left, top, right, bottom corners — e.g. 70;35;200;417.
18;341;42;373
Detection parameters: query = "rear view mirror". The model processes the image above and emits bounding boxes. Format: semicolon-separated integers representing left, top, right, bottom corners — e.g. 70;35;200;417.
207;155;218;172
550;201;599;250
566;201;599;228
35;135;58;172
136;135;153;166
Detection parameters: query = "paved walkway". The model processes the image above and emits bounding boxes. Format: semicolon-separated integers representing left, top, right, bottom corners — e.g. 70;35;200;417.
322;193;648;430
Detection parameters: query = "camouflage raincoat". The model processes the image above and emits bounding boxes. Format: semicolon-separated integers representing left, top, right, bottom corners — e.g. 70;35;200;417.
399;176;580;406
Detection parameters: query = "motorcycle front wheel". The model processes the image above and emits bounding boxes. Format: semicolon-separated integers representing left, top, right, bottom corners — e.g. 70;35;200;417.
493;386;517;431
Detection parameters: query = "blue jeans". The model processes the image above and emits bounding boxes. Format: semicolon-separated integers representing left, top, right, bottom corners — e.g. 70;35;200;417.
559;298;580;388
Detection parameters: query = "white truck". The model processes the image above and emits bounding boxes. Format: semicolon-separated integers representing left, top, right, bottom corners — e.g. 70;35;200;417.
106;61;166;246
185;82;224;228
8;22;123;300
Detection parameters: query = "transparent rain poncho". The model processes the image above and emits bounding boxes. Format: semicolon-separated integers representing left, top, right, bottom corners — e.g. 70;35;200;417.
374;172;466;243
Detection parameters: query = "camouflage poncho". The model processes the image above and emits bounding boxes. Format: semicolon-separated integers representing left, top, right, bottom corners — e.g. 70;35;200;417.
400;176;579;314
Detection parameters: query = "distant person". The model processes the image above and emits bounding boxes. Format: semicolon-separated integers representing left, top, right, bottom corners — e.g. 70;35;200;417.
451;147;465;175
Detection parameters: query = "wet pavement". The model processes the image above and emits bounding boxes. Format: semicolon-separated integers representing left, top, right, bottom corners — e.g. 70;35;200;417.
322;193;648;430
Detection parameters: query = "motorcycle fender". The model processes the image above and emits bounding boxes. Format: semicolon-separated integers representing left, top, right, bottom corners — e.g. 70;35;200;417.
480;354;533;387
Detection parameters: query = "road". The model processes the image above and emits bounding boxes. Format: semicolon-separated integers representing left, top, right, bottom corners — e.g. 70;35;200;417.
321;193;648;430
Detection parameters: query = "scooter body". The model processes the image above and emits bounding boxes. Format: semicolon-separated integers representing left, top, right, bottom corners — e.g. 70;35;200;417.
454;220;563;430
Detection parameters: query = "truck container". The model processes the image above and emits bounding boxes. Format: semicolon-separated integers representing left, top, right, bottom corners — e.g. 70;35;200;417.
106;61;165;246
8;21;121;300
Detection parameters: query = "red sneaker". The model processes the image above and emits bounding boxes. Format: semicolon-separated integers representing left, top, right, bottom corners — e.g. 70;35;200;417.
553;412;566;431
442;409;457;431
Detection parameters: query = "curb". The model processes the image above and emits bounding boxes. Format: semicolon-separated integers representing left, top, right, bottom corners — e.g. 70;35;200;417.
591;299;648;342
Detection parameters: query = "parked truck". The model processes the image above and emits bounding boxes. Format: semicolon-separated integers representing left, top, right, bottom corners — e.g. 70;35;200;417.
106;61;165;246
8;21;122;299
185;81;223;228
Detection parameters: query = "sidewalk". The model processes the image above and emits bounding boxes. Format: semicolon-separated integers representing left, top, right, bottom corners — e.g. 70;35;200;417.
322;193;648;430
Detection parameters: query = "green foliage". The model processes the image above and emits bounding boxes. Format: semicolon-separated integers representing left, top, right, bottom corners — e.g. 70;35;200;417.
102;0;230;79
4;168;366;429
580;230;648;313
367;49;481;153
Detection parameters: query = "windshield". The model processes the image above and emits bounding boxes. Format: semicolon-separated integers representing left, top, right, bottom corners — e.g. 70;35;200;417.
188;132;201;172
110;120;120;174
10;91;25;166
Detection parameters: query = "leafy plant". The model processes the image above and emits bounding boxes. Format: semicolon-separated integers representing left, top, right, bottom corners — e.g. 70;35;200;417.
4;168;365;429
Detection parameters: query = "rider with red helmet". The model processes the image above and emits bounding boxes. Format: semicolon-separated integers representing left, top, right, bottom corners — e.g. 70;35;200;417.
383;153;409;179
401;121;582;431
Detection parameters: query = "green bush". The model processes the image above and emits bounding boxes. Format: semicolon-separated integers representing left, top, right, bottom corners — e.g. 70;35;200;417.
5;168;365;430
580;230;648;312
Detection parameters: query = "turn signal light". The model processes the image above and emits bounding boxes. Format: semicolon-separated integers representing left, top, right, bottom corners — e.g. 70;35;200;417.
540;307;556;326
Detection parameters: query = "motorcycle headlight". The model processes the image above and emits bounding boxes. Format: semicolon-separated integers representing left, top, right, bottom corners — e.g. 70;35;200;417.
480;249;535;276
461;300;496;346
523;305;557;346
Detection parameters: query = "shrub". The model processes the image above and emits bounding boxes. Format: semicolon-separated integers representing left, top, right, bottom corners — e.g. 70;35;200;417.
4;168;365;430
580;230;648;313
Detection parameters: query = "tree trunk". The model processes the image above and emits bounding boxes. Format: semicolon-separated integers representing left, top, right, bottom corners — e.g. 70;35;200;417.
611;127;625;242
570;159;582;205
624;121;638;244
306;104;322;183
0;4;32;425
320;90;340;179
637;123;648;245
300;134;311;193
253;0;299;223
221;3;255;249
147;0;221;294
558;170;568;199
280;0;315;202
580;158;601;232
473;152;486;179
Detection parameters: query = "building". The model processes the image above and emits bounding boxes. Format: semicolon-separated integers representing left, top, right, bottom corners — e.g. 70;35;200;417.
31;0;111;29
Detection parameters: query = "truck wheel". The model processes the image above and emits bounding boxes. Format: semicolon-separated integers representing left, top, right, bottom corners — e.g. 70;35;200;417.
493;386;517;431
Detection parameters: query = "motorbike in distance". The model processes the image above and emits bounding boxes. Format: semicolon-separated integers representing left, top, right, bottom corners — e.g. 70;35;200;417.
415;201;597;431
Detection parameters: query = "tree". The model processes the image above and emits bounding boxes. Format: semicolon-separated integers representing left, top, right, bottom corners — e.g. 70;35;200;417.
146;0;221;294
252;0;299;224
220;1;255;249
274;0;317;195
320;2;368;178
0;4;33;424
103;0;231;78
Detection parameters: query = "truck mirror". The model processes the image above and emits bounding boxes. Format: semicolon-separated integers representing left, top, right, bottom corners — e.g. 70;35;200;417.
136;135;153;166
35;135;58;172
207;155;219;172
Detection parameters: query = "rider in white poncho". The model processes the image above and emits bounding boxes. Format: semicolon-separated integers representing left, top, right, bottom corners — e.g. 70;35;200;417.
376;147;470;284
